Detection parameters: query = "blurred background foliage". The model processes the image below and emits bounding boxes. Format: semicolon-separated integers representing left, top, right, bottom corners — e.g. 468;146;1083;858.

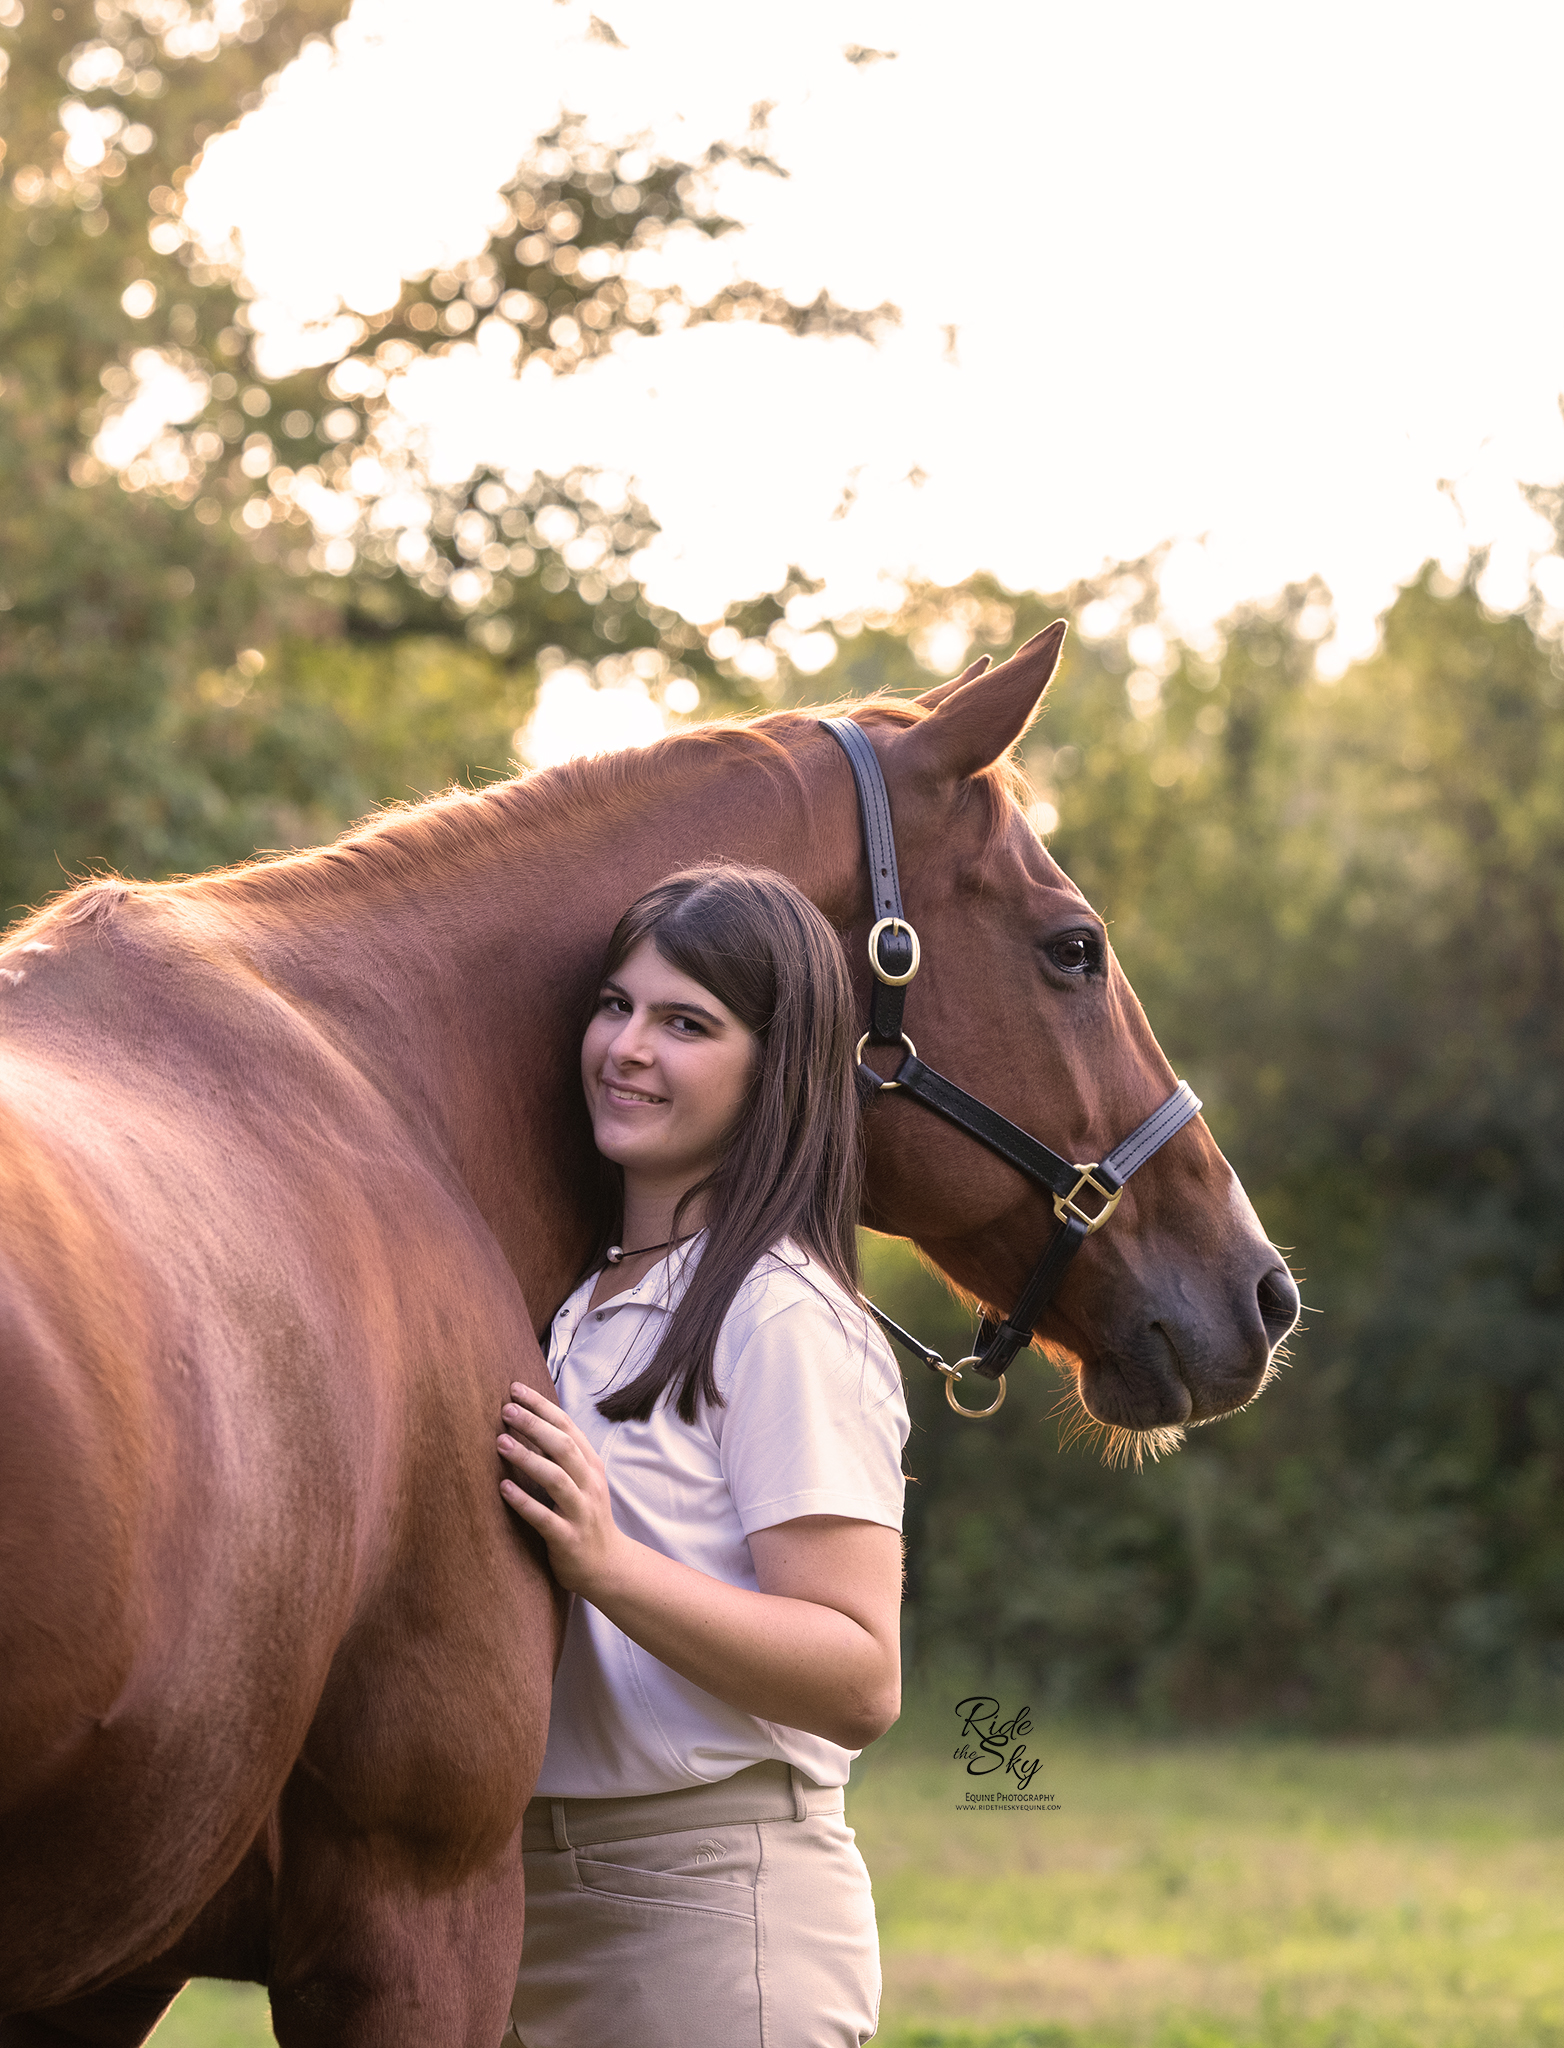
4;1;1563;1734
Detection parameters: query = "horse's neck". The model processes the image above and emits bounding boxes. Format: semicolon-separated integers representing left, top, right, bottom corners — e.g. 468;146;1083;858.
236;726;855;1315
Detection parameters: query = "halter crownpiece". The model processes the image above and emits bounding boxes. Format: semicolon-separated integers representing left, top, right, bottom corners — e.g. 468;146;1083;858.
822;714;1203;1420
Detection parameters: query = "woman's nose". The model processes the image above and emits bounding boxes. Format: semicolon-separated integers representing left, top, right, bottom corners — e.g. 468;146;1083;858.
609;1013;654;1064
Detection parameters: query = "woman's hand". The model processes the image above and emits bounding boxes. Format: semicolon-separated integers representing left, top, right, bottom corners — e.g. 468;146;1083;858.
497;1382;628;1598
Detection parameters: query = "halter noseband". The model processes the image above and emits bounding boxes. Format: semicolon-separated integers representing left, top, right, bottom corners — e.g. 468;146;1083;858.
823;715;1202;1420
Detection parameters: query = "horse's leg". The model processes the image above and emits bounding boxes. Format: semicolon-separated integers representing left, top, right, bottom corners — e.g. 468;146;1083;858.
266;1763;528;2048
262;1527;555;2048
267;1868;527;2047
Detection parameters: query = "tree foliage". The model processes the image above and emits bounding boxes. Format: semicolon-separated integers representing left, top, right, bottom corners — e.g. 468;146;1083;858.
1;3;884;914
1;0;347;914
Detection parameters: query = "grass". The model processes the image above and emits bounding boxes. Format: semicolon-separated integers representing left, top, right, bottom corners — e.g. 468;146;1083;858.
146;1715;1564;2046
854;1704;1564;2048
153;1983;272;2048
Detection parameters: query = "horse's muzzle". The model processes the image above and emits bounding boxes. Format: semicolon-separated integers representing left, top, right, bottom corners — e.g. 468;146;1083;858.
1077;1255;1301;1432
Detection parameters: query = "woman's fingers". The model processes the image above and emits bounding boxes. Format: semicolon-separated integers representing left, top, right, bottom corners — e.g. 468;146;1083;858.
503;1386;573;1436
507;1382;587;1447
499;1476;578;1543
496;1395;626;1600
510;1381;561;1412
508;1381;584;1429
496;1431;580;1497
499;1475;551;1522
499;1416;585;1490
501;1396;595;1487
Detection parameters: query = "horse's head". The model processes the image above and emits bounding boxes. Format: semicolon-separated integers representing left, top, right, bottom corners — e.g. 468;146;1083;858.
830;625;1300;1448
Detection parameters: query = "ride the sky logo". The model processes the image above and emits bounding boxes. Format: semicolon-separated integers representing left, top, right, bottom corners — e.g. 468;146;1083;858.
950;1697;1059;1809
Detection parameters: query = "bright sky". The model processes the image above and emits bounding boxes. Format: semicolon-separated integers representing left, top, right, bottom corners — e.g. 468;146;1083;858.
179;0;1564;751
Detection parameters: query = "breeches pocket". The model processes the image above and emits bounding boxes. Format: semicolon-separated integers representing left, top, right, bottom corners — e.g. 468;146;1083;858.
569;1824;760;1917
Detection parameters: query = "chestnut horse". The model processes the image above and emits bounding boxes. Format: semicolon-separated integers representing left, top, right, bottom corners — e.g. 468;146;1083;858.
0;629;1297;2042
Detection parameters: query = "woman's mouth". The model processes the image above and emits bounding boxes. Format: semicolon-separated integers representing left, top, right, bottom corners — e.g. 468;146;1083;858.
605;1082;667;1106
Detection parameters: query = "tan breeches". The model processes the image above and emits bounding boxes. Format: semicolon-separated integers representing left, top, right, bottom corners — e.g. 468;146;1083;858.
506;1762;881;2048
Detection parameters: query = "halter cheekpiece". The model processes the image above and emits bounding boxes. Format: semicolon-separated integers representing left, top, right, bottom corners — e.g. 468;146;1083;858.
822;715;1202;1419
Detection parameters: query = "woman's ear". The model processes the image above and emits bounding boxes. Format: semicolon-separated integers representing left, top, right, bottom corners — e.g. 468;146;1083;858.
899;623;1067;781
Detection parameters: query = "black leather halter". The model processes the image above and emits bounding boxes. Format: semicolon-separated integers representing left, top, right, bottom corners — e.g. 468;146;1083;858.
823;715;1203;1419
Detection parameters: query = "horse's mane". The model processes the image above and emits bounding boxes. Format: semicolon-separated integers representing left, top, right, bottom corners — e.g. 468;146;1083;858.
4;693;1033;949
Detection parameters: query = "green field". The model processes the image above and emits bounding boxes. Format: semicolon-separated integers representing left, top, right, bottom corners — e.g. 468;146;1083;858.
151;1722;1563;2047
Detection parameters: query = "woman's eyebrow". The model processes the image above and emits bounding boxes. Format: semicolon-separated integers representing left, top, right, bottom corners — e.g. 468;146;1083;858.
600;978;728;1028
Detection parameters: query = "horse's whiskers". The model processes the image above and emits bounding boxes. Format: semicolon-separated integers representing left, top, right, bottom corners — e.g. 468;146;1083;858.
1048;1374;1186;1471
1102;1421;1187;1470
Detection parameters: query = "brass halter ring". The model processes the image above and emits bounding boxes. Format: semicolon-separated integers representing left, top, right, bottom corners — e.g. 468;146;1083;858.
938;1357;1008;1419
855;1029;916;1089
867;917;921;986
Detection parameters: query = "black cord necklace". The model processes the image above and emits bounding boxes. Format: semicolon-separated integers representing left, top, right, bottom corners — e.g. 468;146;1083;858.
604;1234;693;1266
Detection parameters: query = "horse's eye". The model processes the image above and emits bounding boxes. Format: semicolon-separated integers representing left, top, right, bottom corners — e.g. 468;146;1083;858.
1047;934;1093;974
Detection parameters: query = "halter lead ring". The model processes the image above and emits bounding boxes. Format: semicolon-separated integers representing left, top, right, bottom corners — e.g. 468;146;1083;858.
939;1358;1008;1419
822;714;1203;1418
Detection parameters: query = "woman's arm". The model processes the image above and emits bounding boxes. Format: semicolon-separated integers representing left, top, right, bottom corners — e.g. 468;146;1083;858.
498;1382;902;1749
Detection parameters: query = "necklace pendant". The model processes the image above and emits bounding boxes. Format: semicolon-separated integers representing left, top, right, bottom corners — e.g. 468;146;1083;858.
605;1245;625;1264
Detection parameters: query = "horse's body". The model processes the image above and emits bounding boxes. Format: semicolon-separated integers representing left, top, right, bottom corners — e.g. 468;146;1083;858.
0;637;1298;2041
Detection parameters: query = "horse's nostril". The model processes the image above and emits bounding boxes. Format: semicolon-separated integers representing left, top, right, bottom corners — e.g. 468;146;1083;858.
1256;1264;1301;1346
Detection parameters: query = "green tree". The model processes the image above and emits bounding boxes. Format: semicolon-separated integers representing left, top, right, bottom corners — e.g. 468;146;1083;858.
1;4;889;916
1;0;349;916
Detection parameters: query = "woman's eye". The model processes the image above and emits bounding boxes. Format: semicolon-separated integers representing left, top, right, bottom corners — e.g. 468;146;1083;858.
669;1015;705;1035
1046;934;1095;975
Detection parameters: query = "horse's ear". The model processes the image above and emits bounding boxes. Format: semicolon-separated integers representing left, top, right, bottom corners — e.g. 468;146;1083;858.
901;622;1067;779
915;654;989;711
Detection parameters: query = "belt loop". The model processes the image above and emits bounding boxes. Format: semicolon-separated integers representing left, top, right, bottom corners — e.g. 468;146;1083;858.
788;1765;809;1821
550;1798;571;1851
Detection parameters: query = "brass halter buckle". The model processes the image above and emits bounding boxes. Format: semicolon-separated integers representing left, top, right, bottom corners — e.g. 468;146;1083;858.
1052;1164;1124;1235
867;916;921;986
937;1356;1008;1419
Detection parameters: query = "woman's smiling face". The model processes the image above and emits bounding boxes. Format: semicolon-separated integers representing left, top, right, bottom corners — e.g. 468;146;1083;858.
581;938;758;1201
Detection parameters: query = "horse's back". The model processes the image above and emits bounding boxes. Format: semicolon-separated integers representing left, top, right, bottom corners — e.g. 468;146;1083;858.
0;896;554;2013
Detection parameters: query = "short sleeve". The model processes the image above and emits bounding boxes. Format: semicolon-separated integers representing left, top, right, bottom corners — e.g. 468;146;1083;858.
714;1282;909;1538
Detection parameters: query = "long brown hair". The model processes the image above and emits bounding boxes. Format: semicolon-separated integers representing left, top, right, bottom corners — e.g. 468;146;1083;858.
587;865;864;1424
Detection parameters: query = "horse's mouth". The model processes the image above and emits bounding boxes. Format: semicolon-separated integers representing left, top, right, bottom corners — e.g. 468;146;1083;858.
1055;1343;1192;1470
1075;1317;1282;1439
1078;1332;1195;1434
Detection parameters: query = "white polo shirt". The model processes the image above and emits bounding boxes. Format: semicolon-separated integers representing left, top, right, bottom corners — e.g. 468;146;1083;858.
533;1236;909;1797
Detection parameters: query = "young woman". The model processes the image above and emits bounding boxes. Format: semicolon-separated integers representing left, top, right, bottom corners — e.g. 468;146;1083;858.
497;865;908;2048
